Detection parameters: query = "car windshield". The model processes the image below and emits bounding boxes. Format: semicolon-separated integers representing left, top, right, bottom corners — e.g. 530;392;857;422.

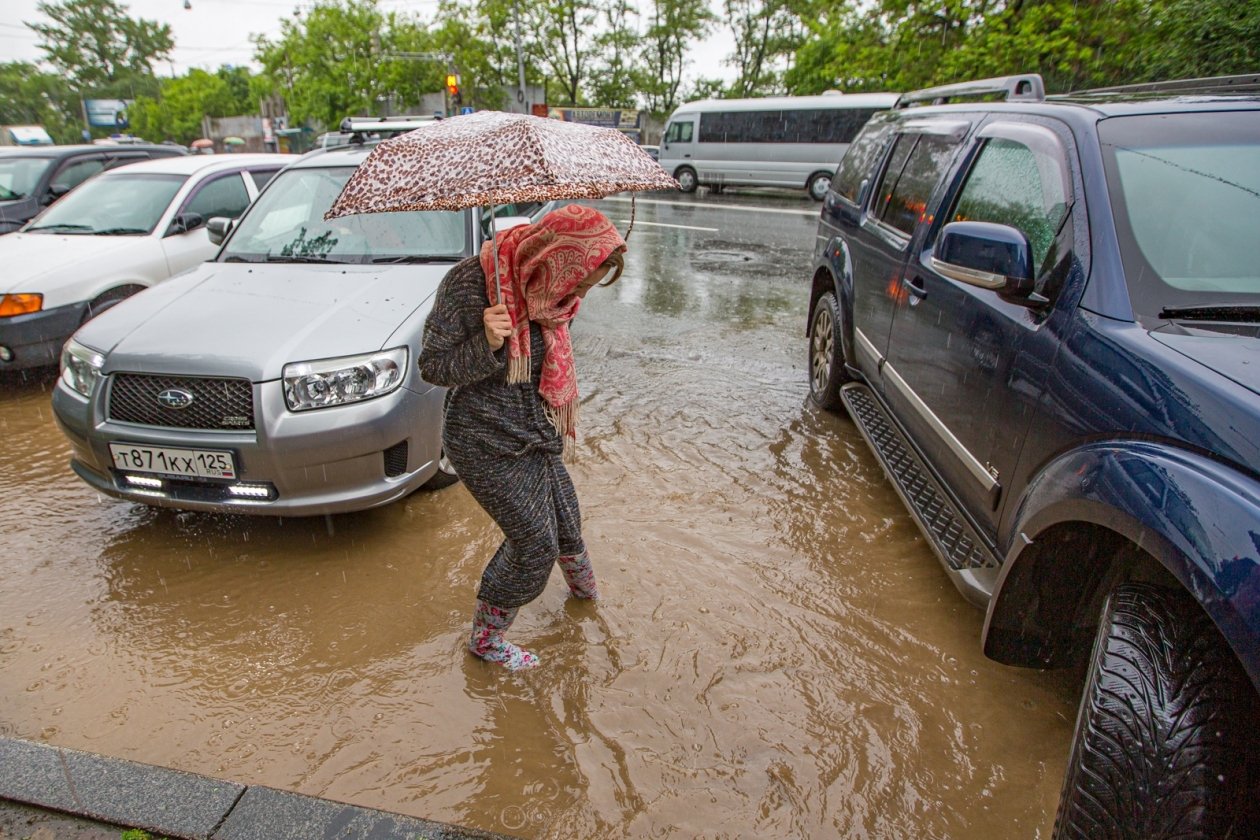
1099;111;1260;320
26;173;187;235
221;166;469;264
0;157;52;202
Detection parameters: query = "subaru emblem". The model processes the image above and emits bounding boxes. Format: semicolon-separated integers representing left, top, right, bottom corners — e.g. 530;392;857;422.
156;388;195;410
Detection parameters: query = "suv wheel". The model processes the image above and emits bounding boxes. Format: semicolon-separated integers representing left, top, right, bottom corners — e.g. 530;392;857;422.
809;292;849;410
1054;583;1257;839
807;172;831;202
675;166;697;193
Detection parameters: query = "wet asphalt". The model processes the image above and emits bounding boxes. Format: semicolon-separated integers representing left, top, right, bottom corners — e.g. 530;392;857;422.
0;189;1079;839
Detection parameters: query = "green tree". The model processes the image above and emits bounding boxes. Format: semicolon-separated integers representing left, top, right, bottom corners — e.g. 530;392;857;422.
0;62;81;143
724;0;801;97
786;0;1260;96
255;0;445;130
589;0;640;106
532;0;600;104
637;0;714;113
27;0;172;94
128;67;261;145
431;0;548;110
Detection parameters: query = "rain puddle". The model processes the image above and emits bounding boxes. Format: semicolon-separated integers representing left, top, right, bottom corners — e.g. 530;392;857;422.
0;196;1077;838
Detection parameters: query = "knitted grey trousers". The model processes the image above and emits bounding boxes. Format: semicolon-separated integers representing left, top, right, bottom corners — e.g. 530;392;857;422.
448;442;586;610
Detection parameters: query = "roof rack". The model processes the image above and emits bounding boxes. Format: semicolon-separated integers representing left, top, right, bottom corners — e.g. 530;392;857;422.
1051;73;1260;98
894;74;1045;109
339;114;441;134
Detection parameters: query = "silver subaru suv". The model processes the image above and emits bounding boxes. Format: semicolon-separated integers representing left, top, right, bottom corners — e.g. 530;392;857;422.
51;141;548;516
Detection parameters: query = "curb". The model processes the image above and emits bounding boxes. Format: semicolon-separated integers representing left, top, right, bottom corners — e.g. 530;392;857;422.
0;737;521;840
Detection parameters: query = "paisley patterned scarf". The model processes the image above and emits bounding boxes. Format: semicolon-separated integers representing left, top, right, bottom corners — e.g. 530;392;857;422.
480;204;626;456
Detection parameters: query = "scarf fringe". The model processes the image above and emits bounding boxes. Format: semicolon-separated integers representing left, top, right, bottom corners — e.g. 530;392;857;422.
506;353;531;384
544;399;579;461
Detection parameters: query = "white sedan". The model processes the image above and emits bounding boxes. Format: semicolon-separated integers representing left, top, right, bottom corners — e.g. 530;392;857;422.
0;154;284;370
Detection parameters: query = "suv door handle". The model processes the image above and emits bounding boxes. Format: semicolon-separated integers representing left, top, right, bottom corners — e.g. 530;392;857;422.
904;276;927;299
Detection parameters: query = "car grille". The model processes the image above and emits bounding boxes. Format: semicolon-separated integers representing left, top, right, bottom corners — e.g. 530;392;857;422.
108;374;255;430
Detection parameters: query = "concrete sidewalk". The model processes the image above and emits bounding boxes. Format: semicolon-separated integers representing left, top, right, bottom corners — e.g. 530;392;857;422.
0;737;519;840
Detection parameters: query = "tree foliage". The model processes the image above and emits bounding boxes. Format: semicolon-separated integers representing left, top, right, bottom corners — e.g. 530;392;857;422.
27;0;172;94
254;0;445;130
0;62;81;144
637;0;715;112
128;67;264;145
786;0;1260;95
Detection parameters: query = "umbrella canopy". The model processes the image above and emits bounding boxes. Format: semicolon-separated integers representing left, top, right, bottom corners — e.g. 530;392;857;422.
324;110;677;219
222;136;245;145
190;138;213;149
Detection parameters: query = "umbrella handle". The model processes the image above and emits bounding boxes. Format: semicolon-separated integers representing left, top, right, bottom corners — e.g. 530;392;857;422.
489;202;503;306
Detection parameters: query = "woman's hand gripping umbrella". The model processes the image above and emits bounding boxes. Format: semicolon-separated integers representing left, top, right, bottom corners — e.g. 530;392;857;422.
324;112;674;669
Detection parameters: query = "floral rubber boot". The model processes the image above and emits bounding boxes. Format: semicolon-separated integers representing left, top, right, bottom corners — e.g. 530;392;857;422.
468;600;539;670
558;549;599;600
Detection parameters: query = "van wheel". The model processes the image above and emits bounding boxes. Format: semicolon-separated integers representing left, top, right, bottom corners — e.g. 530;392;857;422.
675;167;697;193
1053;583;1257;840
807;172;832;202
809;292;850;410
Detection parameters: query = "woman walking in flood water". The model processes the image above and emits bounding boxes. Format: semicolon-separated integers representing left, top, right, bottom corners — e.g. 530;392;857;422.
418;204;626;670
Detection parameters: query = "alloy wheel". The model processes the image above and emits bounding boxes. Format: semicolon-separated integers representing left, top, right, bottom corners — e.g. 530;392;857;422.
811;306;834;395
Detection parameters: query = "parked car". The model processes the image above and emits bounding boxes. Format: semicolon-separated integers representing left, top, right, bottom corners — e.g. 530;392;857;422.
658;92;898;199
0;125;55;146
807;72;1260;836
0;154;282;371
51;138;553;516
0;143;187;234
640;144;659;162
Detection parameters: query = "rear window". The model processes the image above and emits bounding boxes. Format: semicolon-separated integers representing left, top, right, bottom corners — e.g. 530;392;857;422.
1099;111;1260;318
832;120;895;204
699;109;880;144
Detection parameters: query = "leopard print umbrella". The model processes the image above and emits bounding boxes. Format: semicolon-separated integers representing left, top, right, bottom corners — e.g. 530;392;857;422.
323;110;678;220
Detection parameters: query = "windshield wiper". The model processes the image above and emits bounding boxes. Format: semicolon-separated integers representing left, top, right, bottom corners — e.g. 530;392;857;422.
266;254;338;263
27;223;93;233
94;227;148;236
371;255;463;264
222;255;258;263
1160;305;1260;323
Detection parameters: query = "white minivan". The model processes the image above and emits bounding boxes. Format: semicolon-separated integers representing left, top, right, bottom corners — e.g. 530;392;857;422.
658;92;899;200
0;154;282;370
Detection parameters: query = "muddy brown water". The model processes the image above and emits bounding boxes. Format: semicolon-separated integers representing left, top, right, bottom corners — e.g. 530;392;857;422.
0;194;1079;838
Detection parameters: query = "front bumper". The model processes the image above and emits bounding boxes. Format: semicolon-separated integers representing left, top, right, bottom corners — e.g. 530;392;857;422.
52;374;447;516
0;301;89;371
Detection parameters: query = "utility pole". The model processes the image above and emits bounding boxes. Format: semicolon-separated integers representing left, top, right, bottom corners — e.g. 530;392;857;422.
512;0;527;112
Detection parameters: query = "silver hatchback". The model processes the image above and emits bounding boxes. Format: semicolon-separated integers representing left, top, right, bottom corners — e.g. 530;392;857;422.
51;143;546;516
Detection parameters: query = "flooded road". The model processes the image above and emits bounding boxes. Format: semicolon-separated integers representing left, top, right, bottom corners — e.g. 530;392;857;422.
0;191;1078;838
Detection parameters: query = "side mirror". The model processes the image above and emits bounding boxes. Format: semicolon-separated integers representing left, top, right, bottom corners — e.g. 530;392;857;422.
206;216;234;245
43;184;71;205
166;212;204;237
931;221;1046;305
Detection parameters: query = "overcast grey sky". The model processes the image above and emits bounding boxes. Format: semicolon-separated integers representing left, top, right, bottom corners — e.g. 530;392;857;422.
1;0;737;94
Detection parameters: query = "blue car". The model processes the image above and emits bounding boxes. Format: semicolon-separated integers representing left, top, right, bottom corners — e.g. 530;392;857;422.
807;73;1260;836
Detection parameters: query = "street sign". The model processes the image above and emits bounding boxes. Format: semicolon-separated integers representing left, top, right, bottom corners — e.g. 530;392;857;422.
460;106;474;115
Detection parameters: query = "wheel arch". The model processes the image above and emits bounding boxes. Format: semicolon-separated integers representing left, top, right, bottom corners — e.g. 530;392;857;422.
806;238;856;373
984;440;1260;691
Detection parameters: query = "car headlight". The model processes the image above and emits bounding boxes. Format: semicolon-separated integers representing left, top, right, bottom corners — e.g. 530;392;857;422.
60;338;105;398
283;347;407;411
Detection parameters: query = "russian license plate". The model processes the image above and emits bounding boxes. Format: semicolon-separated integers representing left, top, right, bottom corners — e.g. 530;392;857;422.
109;443;236;479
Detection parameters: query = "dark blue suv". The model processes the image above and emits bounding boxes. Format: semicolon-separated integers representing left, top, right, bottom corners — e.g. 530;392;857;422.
807;73;1260;837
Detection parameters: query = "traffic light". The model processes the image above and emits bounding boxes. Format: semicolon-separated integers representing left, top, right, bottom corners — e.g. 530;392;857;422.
445;74;460;97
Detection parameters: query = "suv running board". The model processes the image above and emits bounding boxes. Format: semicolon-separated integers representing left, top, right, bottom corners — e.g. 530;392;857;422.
840;382;1000;609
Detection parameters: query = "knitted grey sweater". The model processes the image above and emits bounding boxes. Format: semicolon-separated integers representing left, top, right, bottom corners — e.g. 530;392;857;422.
417;256;563;459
